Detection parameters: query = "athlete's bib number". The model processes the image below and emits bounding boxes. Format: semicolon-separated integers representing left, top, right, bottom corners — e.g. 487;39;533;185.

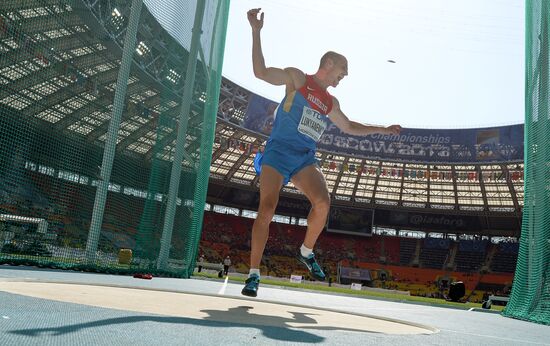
297;106;327;142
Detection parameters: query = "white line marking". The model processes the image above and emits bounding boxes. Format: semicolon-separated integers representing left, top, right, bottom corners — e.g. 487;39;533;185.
217;276;228;295
2;316;9;319
441;329;549;345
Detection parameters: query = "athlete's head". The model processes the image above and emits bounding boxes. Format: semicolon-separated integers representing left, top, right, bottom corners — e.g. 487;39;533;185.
319;51;348;88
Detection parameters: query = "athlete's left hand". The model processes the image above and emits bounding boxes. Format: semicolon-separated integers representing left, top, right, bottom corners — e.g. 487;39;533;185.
385;125;402;135
247;8;264;31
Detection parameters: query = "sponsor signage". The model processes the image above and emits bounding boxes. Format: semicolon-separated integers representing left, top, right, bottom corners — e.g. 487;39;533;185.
290;275;303;284
339;267;372;281
242;94;523;163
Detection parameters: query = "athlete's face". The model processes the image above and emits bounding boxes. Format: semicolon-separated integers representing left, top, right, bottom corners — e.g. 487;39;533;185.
329;57;348;88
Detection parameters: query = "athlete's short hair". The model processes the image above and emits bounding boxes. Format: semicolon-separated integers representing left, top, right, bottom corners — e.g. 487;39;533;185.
319;51;346;69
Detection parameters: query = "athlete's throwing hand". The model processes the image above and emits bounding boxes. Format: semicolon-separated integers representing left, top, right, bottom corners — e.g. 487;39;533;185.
247;8;264;31
385;125;402;135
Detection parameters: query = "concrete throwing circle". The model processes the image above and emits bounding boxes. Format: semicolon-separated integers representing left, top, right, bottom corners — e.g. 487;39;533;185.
0;281;436;335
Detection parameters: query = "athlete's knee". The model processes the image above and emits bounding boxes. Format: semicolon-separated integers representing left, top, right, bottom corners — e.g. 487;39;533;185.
257;197;278;221
259;195;278;212
312;192;331;213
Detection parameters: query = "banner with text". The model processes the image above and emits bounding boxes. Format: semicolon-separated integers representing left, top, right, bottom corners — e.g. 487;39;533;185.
242;94;523;163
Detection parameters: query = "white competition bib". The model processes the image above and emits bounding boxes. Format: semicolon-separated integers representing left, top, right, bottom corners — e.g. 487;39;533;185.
297;106;327;142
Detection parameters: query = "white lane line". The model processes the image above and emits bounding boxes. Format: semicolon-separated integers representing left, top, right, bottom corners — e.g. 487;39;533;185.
217;276;228;295
2;316;9;319
441;329;549;345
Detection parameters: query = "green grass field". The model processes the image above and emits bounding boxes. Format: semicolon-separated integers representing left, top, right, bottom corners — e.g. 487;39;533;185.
193;271;505;312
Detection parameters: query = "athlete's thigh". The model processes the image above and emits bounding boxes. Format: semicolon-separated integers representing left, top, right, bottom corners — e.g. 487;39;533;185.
290;164;330;202
259;164;285;203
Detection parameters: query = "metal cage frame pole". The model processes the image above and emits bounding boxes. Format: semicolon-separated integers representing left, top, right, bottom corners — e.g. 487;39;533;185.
85;0;144;263
184;0;230;276
157;1;206;269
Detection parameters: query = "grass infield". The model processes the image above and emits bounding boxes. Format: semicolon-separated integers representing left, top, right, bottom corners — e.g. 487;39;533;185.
193;271;505;312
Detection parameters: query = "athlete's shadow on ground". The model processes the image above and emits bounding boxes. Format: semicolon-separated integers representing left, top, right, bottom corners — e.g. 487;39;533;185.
10;305;339;343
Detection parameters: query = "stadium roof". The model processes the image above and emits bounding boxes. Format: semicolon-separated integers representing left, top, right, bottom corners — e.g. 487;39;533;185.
0;0;524;227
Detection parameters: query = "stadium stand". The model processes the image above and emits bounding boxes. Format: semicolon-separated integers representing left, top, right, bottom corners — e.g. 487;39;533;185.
419;238;451;269
490;242;519;273
198;211;515;300
454;240;489;272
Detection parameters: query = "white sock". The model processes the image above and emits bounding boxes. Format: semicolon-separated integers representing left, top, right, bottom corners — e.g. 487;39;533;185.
249;268;260;278
300;244;313;258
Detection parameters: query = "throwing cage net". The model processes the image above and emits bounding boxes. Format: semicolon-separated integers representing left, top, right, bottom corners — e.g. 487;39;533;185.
503;0;550;325
0;0;229;277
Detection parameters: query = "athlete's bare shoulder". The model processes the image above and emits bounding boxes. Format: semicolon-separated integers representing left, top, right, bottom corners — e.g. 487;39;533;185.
283;67;306;92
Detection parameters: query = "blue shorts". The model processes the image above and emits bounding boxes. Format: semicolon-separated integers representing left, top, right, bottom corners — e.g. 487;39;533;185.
255;140;318;185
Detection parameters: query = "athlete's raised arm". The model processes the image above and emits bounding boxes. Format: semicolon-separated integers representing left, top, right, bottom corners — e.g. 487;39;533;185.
328;97;402;136
247;8;303;90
